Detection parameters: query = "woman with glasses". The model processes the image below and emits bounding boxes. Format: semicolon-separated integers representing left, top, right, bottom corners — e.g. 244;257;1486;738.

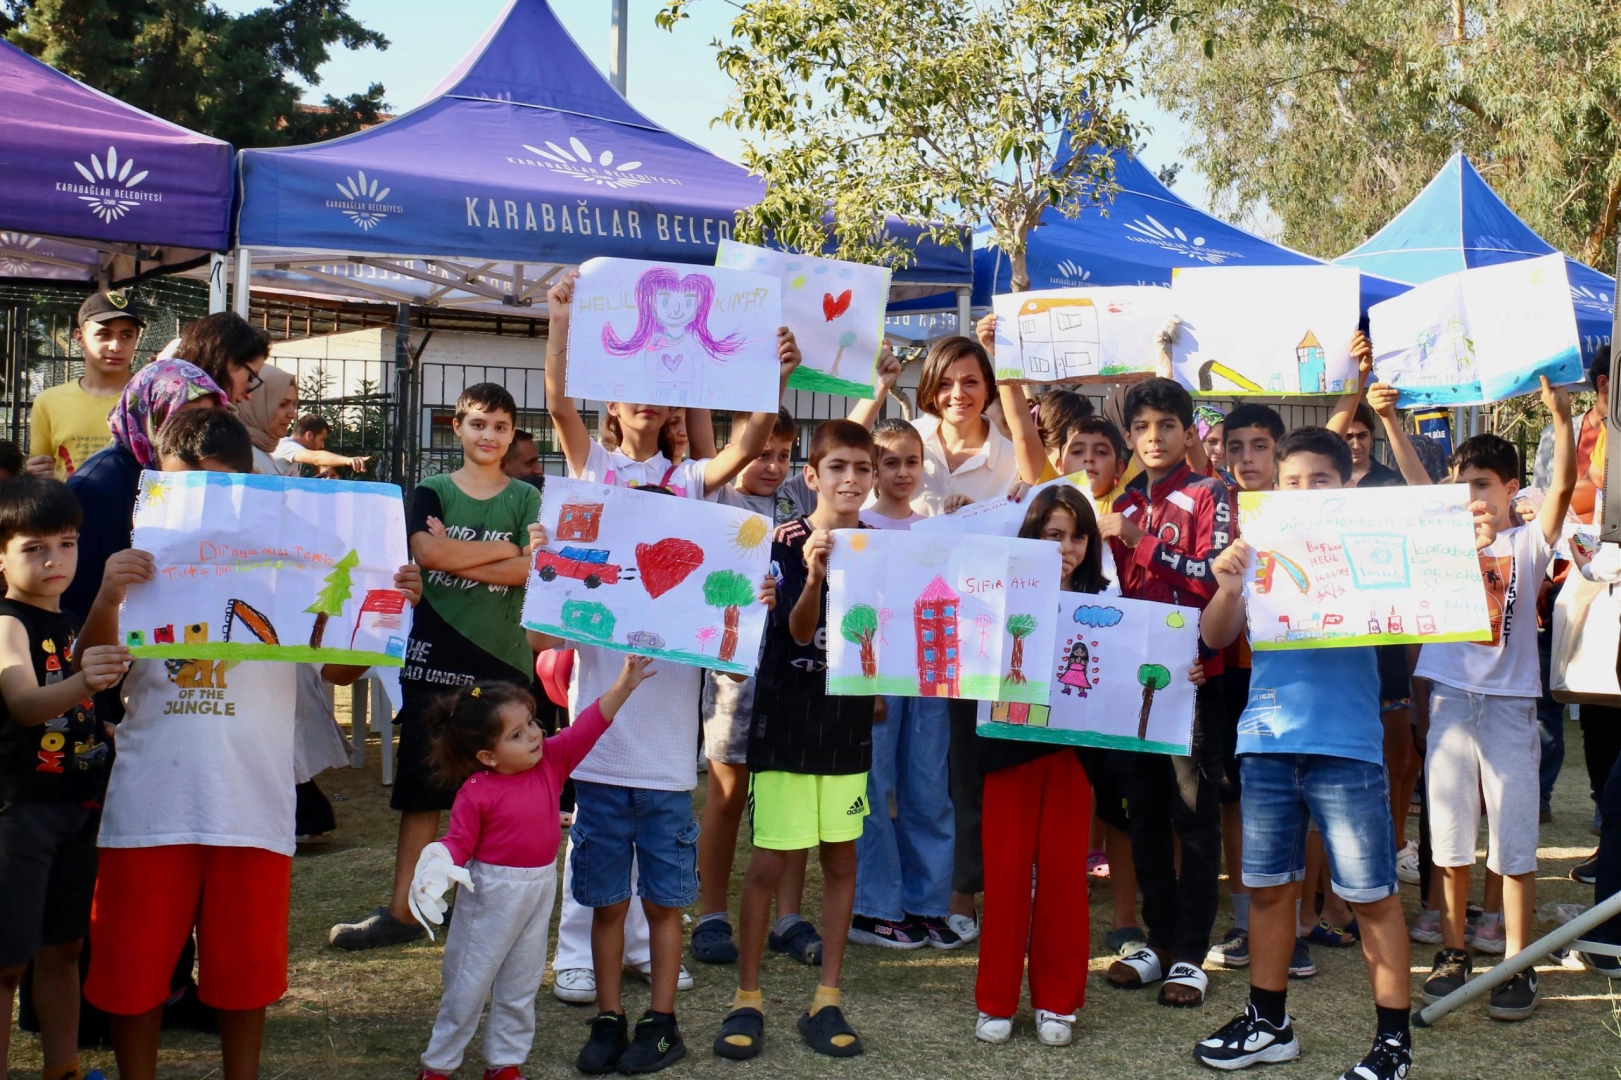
175;312;270;404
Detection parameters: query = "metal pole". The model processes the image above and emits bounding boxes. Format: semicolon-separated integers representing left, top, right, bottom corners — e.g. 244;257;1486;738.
609;0;629;96
207;253;228;314
956;286;972;338
390;302;411;486
231;248;252;318
1603;234;1621;543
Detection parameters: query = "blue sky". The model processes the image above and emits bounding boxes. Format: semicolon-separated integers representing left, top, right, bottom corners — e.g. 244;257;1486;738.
218;0;1210;210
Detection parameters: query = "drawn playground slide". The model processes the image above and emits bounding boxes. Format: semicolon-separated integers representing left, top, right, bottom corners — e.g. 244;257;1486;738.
120;471;411;665
566;256;783;413
977;594;1199;755
1169;265;1362;396
716;239;891;398
1237;485;1493;651
990;286;1171;384
521;476;771;675
825;530;1060;704
1369;252;1583;407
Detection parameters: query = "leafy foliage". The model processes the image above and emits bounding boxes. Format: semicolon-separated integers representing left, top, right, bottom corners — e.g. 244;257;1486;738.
306;548;358;618
841;602;878;644
1005;612;1038;639
3;0;390;148
1137;662;1170;690
703;568;756;608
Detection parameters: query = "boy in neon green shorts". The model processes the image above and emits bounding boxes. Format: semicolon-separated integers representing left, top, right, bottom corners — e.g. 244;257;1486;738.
713;420;878;1061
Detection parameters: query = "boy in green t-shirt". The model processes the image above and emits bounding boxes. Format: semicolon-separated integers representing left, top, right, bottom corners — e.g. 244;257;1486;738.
330;382;542;951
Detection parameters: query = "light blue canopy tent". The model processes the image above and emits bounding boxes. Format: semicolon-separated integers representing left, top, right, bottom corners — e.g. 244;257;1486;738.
1336;153;1614;363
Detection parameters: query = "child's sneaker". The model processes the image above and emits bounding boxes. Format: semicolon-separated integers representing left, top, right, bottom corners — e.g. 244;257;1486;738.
575;1011;628;1074
915;914;965;950
847;914;928;949
945;912;981;944
1034;1009;1074;1046
554;966;598;1003
1422;948;1472;1003
1471;915;1506;955
483;1068;525;1080
1572;851;1599;885
974;1012;1012;1044
617;1010;686;1074
1206;928;1250;969
1192;1005;1300;1069
1289;938;1316;979
1339;1031;1412;1080
1488;970;1539;1021
1395;840;1420;885
1409;908;1443;944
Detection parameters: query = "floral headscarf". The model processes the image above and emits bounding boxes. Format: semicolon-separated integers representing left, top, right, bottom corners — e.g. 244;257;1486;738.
1193;403;1227;441
107;359;225;466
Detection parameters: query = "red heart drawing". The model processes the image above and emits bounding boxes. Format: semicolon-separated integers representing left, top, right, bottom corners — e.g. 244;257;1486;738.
635;538;704;599
822;290;853;322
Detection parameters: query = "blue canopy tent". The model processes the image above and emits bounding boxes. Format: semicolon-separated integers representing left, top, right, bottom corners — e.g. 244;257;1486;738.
226;0;969;316
1336;153;1615;363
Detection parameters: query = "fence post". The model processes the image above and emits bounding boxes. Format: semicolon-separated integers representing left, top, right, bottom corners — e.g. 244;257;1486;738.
390;303;411;486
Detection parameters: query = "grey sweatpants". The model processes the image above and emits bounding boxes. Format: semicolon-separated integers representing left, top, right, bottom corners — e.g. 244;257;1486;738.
422;860;558;1072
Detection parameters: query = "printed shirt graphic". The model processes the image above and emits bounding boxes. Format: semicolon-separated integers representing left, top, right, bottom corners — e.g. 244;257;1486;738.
0;601;104;804
1237;646;1383;765
29;381;117;479
1415;523;1553;697
579;440;708;500
748;516;875;776
102;657;299;854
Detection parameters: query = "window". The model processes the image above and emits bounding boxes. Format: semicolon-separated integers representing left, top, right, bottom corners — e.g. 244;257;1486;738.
943;605;955;617
944;625;956;637
946;663;956;678
924;667;935;681
921;606;934;619
923;649;935;663
946;647;956;660
922;630;935;643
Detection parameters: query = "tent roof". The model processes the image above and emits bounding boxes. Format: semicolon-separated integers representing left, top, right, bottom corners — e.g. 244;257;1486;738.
0;39;232;281
230;0;969;315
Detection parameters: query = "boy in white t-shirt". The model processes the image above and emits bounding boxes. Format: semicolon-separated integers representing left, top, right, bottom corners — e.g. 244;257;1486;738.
1412;376;1573;1021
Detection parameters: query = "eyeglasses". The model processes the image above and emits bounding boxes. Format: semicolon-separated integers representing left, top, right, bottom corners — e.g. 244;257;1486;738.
242;367;265;397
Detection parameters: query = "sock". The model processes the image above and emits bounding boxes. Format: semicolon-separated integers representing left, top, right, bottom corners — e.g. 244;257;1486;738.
732;988;763;1012
1375;1004;1410;1043
42;1063;81;1080
1250;985;1288;1027
810;984;840;1016
774;913;806;937
698;911;729;927
1233;893;1251;932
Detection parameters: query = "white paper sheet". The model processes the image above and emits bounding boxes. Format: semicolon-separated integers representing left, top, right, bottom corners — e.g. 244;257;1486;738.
991;286;1171;383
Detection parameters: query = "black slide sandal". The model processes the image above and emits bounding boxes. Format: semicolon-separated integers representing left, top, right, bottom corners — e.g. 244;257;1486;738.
798;1006;864;1057
713;1008;764;1060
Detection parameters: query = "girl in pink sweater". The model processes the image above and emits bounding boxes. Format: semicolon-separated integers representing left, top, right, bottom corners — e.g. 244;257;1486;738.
411;655;657;1080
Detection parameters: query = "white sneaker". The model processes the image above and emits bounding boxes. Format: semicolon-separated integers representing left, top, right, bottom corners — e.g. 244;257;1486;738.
974;1012;1012;1044
626;960;696;991
552;967;596;1003
946;913;981;944
1035;1009;1075;1046
1396;840;1420;885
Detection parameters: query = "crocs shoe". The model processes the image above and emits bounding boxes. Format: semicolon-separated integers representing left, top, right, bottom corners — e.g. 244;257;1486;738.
691;918;738;964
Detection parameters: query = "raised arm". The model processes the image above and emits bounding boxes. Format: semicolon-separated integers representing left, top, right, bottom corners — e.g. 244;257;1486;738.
544;271;593;478
1368;383;1430;486
290;448;370;472
1538;376;1576;546
1326;331;1374;436
789;531;830;647
847;344;901;430
703;327;802;496
685;409;718;461
978;314;1049;485
1199;540;1252;652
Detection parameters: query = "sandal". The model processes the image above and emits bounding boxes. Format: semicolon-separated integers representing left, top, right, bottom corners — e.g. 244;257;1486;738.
692;919;739;965
713;1007;763;1060
797;1005;863;1057
1305;918;1360;948
1108;947;1164;989
1158;961;1208;1008
769;919;824;966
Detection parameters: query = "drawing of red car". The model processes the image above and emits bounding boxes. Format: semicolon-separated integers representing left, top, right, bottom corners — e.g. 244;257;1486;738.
534;546;621;588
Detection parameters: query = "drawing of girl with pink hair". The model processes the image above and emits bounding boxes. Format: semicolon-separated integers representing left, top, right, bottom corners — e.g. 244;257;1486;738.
602;266;743;403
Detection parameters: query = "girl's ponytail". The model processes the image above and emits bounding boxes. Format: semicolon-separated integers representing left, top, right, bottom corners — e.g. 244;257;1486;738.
423;682;536;786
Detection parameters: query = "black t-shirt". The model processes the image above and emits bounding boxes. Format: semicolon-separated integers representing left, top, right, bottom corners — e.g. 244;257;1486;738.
748;517;874;775
0;600;106;804
1357;459;1405;488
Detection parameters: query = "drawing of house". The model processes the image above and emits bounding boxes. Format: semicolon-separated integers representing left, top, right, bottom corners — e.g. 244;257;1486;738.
1016;297;1101;379
556;502;604;542
1296;330;1326;392
913;575;961;697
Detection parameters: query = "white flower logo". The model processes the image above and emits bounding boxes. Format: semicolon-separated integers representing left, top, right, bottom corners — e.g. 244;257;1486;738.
0;232;44;276
1572;283;1613;309
71;147;149;223
1054;259;1092;285
333;172;393;230
518;137;666;190
1122;214;1240;264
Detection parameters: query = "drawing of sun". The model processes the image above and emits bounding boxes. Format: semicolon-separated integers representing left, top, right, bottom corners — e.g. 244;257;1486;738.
138;475;171;510
730;515;770;554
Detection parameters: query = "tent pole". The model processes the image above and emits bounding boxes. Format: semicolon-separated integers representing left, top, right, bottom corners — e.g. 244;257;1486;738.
956;286;972;337
232;248;252;318
610;0;629;95
390;303;411;486
208;254;228;314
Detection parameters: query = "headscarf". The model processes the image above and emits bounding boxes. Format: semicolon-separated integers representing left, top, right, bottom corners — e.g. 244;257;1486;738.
107;359;226;466
232;364;296;453
1193;403;1227;441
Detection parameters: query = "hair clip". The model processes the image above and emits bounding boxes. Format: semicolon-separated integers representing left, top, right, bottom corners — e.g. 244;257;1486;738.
470;686;482;698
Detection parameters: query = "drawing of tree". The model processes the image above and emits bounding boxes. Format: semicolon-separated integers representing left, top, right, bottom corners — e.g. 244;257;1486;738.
828;329;859;377
1005;613;1038;684
305;549;359;649
562;600;616;642
703;570;757;663
841;604;879;678
1137;664;1171;739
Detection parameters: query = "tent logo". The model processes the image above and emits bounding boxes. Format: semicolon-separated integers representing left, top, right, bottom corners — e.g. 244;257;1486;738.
514;137;678;190
1053;259;1092;286
1572;283;1612;310
1122;215;1240;264
328;172;403;231
0;233;45;276
58;146;159;223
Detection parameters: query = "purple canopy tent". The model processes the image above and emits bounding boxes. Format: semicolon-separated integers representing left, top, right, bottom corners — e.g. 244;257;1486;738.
0;40;232;284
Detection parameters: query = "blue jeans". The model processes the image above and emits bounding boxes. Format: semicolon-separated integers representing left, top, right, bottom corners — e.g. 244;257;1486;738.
1240;754;1398;904
854;696;954;921
1536;621;1566;812
570;781;698;909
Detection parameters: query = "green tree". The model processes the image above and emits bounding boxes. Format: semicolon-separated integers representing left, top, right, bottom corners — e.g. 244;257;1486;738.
1147;0;1621;271
1004;612;1038;684
1136;663;1171;739
840;603;878;678
4;0;390;148
658;0;1173;289
305;547;358;648
702;569;757;663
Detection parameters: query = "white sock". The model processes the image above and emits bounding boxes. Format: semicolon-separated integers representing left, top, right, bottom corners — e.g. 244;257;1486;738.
773;913;806;937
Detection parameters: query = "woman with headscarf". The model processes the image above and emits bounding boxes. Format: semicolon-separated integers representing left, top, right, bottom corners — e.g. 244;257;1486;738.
232;364;299;476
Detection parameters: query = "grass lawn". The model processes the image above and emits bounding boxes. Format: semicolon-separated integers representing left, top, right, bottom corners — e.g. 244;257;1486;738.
9;715;1618;1079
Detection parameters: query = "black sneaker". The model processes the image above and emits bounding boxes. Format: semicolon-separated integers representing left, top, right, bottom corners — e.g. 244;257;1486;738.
1340;1032;1412;1079
327;906;425;951
1206;927;1251;969
1572;852;1599;885
1422;948;1472;1004
847;914;928;949
617;1010;686;1074
1191;1005;1300;1069
1289;938;1316;979
576;1011;628;1074
914;914;965;950
1488;969;1539;1021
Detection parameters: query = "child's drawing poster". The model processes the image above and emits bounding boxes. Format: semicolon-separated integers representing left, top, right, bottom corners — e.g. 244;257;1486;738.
977;594;1198;755
566;256;783;413
120;471;411;665
911;472;1091;538
716;239;890;398
1237;485;1492;651
825;530;1060;704
1170;266;1362;396
991;286;1171;384
1369;253;1583;407
521;476;770;674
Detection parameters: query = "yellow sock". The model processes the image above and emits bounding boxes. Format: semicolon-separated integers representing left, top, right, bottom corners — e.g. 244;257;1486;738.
810;984;840;1016
732;988;763;1012
43;1061;81;1080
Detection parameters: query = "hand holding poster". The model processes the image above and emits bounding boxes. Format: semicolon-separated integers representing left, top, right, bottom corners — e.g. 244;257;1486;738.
825;530;1060;703
1170;266;1362;396
1368;253;1583;407
990;286;1171;384
1237;485;1492;650
716;239;890;398
911;472;1092;538
566;256;783;412
521;477;771;674
120;472;412;665
978;594;1199;755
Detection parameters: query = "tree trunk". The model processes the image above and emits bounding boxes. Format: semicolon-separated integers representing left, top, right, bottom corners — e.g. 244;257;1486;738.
1583;177;1621;269
1006;635;1027;684
1011;244;1031;294
859;636;876;678
309;613;329;650
719;605;740;662
1138;685;1156;740
830;346;845;377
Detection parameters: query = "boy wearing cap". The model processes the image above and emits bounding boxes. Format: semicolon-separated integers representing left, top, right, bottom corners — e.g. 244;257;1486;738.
27;291;143;479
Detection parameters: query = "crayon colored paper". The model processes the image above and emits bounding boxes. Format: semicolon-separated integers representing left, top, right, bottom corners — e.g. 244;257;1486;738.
991;286;1171;383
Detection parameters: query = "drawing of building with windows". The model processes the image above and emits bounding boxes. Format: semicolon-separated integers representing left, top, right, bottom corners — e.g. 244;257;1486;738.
914;575;961;696
1015;297;1101;379
1296;330;1326;392
556;501;603;541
